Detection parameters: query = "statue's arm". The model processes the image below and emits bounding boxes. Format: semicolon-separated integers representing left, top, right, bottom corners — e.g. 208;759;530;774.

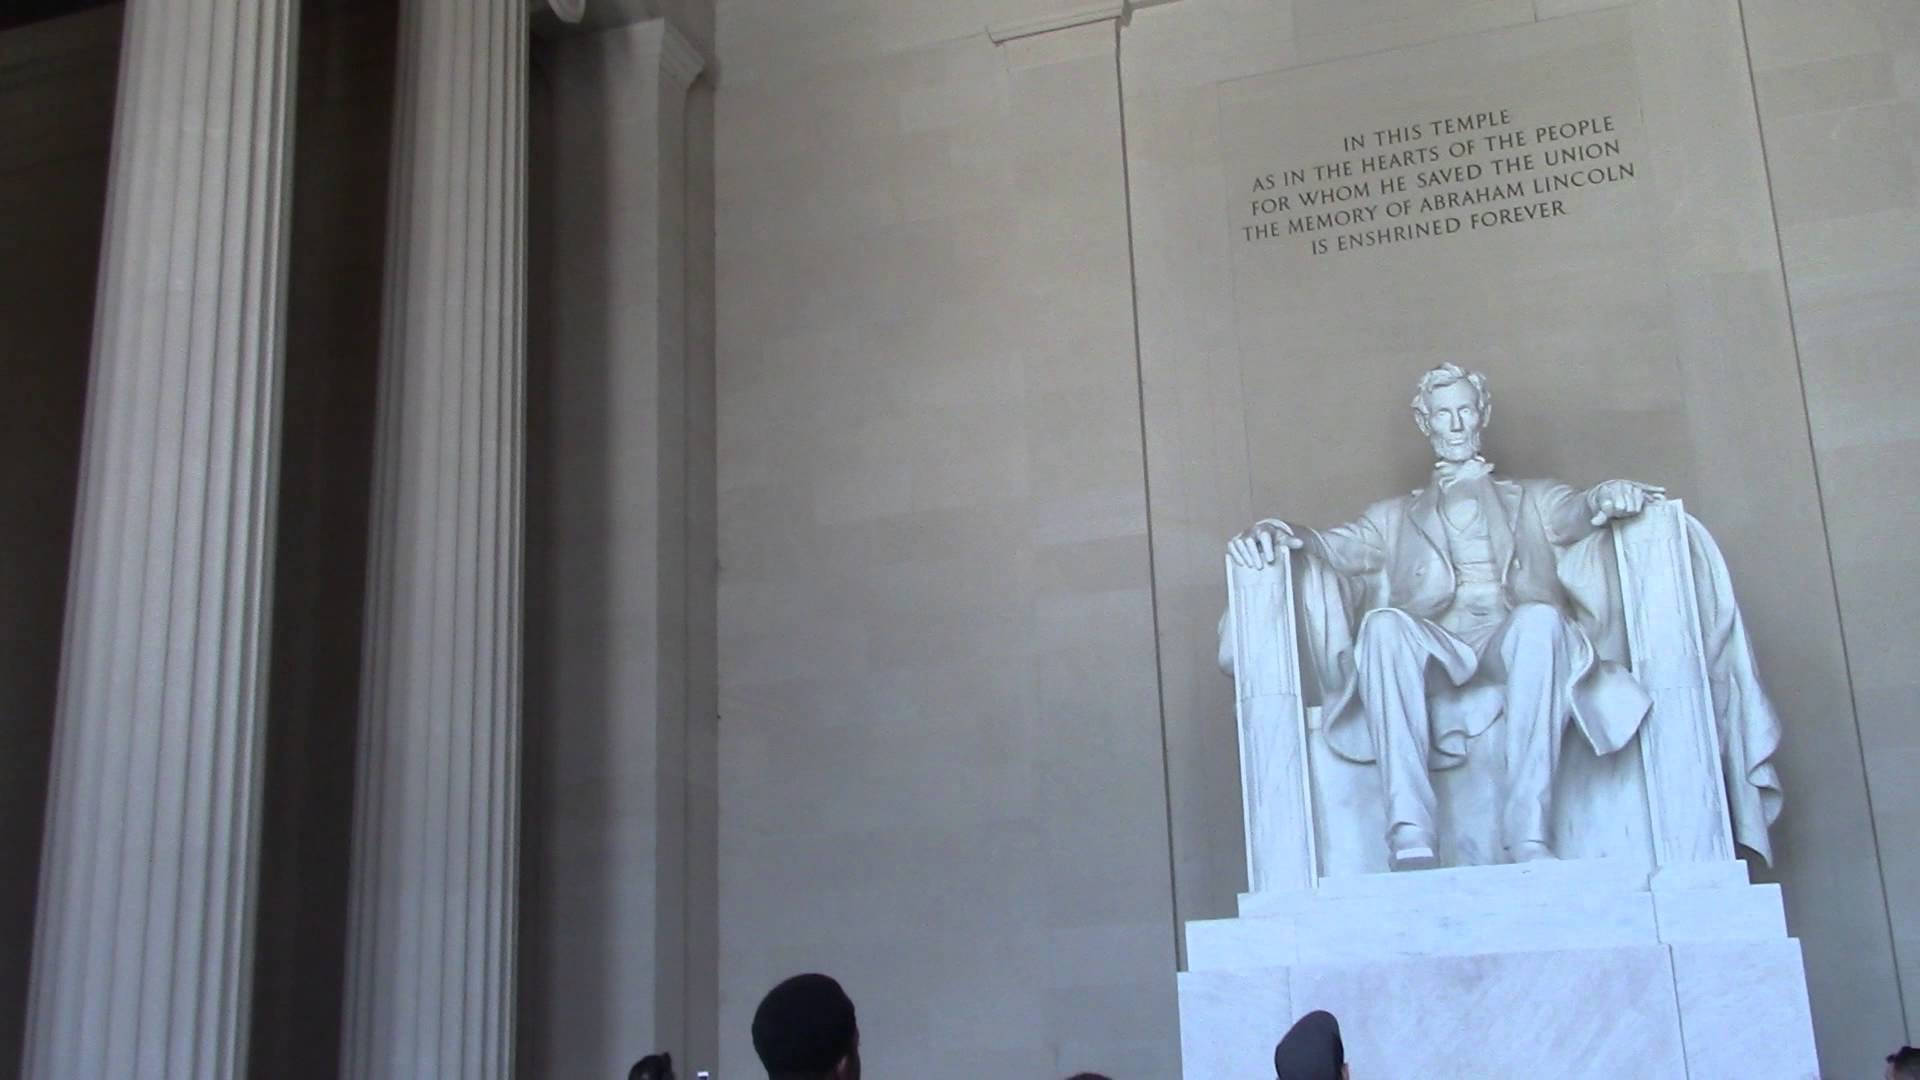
1298;513;1388;576
1229;508;1386;575
1543;479;1668;544
1541;482;1600;544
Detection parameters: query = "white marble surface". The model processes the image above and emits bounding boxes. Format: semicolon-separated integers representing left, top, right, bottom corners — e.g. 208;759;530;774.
713;15;1182;1078
1225;552;1314;893
1223;370;1772;877
1653;882;1788;943
1182;945;1693;1077
341;3;529;1077
1240;852;1650;916
1649;859;1753;891
1125;1;1892;1069
1176;969;1290;1080
1201;886;1658;968
1671;939;1819;1079
1298;889;1656;964
1748;0;1920;1046
1613;498;1738;864
1304;852;1652;901
20;3;297;1077
1295;946;1688;1078
1182;859;1817;1076
1186;915;1298;973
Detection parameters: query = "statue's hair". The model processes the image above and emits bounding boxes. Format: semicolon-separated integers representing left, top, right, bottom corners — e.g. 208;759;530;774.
1410;363;1491;434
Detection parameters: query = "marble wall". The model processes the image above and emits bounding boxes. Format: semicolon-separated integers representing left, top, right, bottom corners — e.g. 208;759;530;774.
0;1;1912;1076
712;5;1178;1076
713;1;1919;1077
1119;2;1905;1076
1744;0;1920;1040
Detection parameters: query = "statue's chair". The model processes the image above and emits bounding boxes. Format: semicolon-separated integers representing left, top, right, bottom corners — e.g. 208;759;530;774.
1224;499;1739;889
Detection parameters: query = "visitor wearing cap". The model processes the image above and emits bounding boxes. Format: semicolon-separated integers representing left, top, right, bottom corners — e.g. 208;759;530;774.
750;973;861;1080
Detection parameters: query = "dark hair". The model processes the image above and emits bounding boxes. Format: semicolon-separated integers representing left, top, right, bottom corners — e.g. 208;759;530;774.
1890;1046;1920;1079
1065;1074;1115;1079
629;1053;673;1080
752;973;858;1079
1274;1010;1345;1080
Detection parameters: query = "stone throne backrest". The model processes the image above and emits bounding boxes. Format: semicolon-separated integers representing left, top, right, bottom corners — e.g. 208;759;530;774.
1225;498;1736;891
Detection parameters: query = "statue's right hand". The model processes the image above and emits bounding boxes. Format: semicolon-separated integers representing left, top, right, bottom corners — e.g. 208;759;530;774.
1228;519;1304;569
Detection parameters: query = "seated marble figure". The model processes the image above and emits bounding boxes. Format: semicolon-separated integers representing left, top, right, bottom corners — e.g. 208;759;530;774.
1224;364;1782;871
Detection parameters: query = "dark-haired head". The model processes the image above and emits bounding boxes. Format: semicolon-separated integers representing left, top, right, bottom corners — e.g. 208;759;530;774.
629;1052;674;1080
1889;1046;1920;1080
1274;1009;1347;1080
751;973;860;1080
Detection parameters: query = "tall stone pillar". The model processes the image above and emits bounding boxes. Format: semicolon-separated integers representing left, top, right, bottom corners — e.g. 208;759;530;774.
339;2;529;1076
522;16;709;1077
21;2;299;1078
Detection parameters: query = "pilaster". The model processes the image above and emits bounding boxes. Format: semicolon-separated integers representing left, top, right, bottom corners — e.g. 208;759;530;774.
521;11;710;1077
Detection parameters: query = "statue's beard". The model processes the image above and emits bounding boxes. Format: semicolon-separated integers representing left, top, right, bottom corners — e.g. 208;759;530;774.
1430;428;1482;463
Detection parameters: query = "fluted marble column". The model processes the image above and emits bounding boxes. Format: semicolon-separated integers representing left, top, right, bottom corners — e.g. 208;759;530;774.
22;2;298;1078
340;2;530;1077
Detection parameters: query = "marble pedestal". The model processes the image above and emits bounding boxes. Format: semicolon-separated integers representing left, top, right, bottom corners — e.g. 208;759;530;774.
1177;859;1817;1079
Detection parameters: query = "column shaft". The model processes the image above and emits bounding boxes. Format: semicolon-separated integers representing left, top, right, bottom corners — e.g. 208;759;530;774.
522;17;705;1076
340;1;526;1076
23;1;299;1078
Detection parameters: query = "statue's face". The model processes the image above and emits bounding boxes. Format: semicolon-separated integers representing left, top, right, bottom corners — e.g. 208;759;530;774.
1422;380;1484;463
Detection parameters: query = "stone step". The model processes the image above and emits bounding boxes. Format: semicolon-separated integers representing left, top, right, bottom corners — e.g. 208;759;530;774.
1177;939;1818;1080
1193;861;1784;971
1235;856;1750;918
1195;887;1659;969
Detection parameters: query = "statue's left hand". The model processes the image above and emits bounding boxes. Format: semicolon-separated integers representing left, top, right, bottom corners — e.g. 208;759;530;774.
1586;479;1665;526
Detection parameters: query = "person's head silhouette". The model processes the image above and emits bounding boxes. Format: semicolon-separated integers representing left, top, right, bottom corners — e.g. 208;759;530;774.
629;1053;674;1080
1274;1009;1349;1080
751;973;860;1080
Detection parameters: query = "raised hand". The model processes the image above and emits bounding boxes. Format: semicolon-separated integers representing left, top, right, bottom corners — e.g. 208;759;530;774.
1228;518;1305;569
1586;480;1665;527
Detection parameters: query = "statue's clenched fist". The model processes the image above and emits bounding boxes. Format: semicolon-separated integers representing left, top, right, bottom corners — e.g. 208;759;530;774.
1585;479;1665;527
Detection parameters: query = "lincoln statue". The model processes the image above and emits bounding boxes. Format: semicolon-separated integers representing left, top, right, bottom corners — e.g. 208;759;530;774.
1226;364;1674;870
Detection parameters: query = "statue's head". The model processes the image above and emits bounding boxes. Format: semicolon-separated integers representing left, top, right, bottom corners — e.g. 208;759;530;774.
1410;363;1491;464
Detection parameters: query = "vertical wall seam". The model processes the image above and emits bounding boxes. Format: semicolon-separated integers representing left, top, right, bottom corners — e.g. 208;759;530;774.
1110;15;1186;972
1731;0;1911;1041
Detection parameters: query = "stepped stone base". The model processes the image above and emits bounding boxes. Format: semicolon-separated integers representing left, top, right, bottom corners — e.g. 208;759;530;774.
1176;859;1818;1079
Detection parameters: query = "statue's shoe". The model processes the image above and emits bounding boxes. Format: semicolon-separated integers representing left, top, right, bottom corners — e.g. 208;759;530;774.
1510;840;1558;862
1388;826;1440;871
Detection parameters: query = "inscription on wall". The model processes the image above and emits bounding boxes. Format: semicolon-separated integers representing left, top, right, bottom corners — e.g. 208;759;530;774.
1238;108;1639;255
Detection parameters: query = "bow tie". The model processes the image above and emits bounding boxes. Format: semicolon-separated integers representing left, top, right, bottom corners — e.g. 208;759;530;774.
1434;457;1493;488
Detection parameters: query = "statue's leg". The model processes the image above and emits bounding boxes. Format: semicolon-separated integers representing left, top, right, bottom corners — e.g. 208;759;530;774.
1490;602;1579;859
1354;608;1443;867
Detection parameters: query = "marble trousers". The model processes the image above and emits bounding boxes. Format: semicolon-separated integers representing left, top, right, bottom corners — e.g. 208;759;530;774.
1352;602;1579;855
